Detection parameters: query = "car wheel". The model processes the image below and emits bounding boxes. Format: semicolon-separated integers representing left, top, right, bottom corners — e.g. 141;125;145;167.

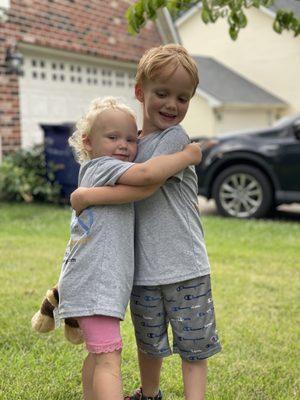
212;165;273;218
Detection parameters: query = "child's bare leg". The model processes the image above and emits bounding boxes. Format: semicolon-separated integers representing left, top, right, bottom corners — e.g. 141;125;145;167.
82;353;96;400
138;348;163;397
182;359;207;400
93;350;123;400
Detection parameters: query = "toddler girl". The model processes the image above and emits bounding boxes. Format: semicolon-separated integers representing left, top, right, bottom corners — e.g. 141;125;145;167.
57;97;201;400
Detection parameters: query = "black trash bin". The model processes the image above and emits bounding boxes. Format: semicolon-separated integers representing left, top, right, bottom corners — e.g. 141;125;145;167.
41;124;79;199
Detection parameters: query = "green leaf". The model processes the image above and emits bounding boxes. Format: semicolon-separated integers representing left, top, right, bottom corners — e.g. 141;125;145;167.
0;145;61;203
126;5;146;34
154;0;167;8
238;11;247;28
229;25;239;40
273;19;283;34
201;8;211;24
135;1;145;18
147;0;158;18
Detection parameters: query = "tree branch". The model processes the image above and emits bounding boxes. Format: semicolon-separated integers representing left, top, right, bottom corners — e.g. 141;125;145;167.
126;0;300;40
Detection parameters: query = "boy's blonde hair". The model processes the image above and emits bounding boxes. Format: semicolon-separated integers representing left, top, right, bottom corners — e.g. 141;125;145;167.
136;44;199;95
69;97;136;163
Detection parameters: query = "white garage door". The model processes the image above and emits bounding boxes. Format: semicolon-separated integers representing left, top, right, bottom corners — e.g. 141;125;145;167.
19;47;140;149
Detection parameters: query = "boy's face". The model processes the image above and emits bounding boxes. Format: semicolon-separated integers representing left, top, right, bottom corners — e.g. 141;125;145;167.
83;109;138;161
135;64;195;136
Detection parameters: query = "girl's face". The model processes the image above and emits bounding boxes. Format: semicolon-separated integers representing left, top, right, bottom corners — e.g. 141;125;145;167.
83;109;138;162
135;64;195;137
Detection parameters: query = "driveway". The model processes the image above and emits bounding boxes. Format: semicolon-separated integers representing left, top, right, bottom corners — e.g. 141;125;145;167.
198;196;300;221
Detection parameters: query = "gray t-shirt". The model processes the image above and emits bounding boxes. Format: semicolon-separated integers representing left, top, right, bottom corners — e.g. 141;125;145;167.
134;125;211;285
58;156;135;320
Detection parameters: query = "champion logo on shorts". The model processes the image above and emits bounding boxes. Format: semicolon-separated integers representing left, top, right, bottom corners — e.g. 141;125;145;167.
171;305;191;312
141;321;165;328
147;331;167;339
198;308;213;317
170;317;192;322
210;335;219;343
184;289;211;301
144;295;162;301
132;312;155;320
134;300;156;308
178;336;205;341
176;282;205;291
183;322;213;332
188;355;205;361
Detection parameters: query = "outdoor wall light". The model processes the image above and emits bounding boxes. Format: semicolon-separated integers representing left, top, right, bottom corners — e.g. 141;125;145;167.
214;109;223;121
5;46;24;75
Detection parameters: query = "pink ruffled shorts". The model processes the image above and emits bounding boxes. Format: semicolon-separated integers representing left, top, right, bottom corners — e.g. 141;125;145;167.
77;315;122;354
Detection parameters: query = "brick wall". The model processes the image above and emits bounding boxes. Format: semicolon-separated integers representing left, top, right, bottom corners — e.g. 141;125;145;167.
1;2;23;153
0;0;162;154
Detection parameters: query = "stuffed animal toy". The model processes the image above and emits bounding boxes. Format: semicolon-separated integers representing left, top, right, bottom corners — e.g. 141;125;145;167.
31;286;84;345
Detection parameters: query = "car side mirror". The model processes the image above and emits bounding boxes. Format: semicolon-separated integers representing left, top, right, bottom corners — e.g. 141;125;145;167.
293;121;300;140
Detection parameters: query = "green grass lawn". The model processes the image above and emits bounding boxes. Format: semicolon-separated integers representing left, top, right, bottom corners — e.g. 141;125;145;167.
0;202;299;400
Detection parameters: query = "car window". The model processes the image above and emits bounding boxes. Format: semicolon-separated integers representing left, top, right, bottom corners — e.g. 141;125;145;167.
257;128;290;139
273;115;300;128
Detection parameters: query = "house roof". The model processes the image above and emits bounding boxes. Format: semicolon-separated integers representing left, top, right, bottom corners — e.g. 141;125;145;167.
194;56;287;106
8;0;162;64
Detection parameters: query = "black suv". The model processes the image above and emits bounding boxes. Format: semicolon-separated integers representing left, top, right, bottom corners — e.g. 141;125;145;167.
194;114;300;218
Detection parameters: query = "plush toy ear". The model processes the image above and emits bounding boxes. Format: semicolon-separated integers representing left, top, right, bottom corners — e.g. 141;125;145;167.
31;286;84;345
46;287;59;307
64;318;84;345
31;296;55;333
31;286;58;333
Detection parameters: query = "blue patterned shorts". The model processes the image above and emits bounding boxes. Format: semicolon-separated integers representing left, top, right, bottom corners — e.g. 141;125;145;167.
130;275;221;361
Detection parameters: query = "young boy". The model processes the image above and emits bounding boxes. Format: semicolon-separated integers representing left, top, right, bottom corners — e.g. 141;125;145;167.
71;44;221;400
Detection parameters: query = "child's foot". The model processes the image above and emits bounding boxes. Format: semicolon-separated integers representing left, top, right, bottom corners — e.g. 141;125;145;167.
124;387;162;400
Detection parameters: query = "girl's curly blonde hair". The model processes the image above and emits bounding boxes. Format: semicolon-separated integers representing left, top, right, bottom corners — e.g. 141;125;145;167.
69;97;136;163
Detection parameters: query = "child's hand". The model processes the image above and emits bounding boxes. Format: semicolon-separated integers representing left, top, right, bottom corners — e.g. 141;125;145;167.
70;187;89;216
184;142;202;165
199;139;218;152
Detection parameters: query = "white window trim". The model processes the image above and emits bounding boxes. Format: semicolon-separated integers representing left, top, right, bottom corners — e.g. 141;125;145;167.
0;0;10;9
18;42;137;70
0;0;9;23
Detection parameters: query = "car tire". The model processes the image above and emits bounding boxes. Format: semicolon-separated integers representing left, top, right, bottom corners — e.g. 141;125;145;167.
212;165;273;218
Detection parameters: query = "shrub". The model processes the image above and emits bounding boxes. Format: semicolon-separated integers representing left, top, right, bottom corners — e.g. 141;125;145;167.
0;145;61;203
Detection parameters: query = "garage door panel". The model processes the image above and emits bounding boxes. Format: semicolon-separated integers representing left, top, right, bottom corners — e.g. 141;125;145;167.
19;52;138;149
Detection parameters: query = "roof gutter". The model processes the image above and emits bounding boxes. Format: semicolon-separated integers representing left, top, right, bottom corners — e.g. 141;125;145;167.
156;7;181;44
195;88;288;110
175;3;202;27
216;102;288;111
196;88;221;107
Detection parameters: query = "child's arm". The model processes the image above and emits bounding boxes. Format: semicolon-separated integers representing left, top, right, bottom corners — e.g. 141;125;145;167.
117;142;202;186
71;184;160;215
